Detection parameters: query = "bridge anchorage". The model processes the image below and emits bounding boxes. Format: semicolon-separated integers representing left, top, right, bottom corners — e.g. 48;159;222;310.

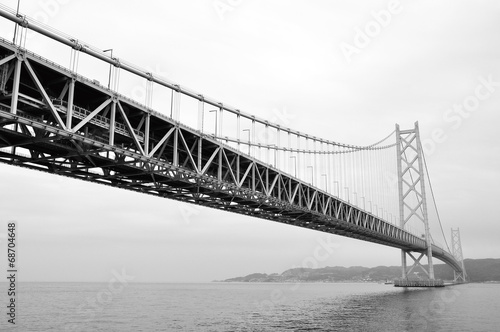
0;5;467;287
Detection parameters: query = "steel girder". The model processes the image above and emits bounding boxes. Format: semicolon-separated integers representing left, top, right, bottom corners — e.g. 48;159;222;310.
0;39;460;265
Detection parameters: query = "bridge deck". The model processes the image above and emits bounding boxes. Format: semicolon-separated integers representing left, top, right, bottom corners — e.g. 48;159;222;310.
0;37;463;274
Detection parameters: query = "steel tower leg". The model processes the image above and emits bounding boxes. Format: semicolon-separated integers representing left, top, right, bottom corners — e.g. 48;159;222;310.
396;124;407;279
451;228;467;282
396;122;435;281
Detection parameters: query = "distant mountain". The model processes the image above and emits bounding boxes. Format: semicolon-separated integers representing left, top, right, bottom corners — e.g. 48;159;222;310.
219;258;500;283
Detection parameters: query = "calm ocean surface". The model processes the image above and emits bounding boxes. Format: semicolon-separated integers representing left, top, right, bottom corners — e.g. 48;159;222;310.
1;282;499;331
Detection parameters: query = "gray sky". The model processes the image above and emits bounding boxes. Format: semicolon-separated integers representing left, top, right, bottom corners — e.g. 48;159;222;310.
0;0;499;282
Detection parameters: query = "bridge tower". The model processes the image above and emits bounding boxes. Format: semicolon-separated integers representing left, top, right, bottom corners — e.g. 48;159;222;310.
451;228;467;282
396;122;437;284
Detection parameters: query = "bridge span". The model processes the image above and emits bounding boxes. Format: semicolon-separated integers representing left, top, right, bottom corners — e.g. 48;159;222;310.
0;6;466;282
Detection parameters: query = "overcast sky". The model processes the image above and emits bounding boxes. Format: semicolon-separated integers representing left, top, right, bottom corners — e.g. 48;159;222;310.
0;0;499;282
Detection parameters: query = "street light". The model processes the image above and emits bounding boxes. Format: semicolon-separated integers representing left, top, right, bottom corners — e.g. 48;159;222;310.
334;181;340;198
103;49;113;89
345;187;350;203
209;109;218;137
321;174;328;192
307;166;314;186
269;144;278;168
290;156;297;177
242;129;251;155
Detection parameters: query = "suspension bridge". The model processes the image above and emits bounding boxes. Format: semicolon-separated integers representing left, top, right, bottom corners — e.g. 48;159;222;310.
0;5;466;286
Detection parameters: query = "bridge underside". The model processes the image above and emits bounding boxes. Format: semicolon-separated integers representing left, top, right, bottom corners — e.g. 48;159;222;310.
0;38;463;274
0;109;424;250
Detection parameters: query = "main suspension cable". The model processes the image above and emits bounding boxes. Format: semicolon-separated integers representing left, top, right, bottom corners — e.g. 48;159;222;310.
423;153;451;253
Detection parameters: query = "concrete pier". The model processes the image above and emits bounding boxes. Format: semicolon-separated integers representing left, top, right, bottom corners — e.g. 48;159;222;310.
394;279;444;287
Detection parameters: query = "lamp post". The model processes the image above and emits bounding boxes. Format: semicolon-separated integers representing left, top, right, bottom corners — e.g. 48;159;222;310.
242;129;250;155
321;174;328;192
103;49;113;89
307;166;314;186
269;144;278;167
209;109;218;137
290;156;297;177
334;181;340;198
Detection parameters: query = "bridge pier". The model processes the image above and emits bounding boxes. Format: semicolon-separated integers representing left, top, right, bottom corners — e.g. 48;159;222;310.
396;250;443;287
401;250;407;279
394;278;444;287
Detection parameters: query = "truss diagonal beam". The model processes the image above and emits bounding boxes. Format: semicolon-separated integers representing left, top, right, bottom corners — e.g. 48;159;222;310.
24;59;67;130
0;54;15;66
117;101;145;156
72;98;112;132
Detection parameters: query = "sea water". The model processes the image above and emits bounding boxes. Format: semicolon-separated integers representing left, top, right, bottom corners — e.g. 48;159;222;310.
0;282;499;331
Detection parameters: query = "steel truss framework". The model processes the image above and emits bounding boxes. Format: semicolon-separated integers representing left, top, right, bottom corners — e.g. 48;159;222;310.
0;39;463;274
396;123;443;280
451;228;467;282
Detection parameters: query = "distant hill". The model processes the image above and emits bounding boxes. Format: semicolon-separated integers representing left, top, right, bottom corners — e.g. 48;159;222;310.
219;258;500;283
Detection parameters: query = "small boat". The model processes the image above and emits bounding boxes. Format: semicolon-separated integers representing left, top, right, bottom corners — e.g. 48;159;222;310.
384;279;394;285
